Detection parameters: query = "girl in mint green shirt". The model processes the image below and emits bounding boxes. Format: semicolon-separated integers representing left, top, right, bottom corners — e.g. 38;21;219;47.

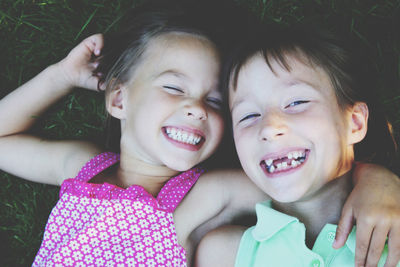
195;25;400;267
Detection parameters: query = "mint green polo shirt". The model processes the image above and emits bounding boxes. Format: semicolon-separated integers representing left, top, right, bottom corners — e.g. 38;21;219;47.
235;201;397;267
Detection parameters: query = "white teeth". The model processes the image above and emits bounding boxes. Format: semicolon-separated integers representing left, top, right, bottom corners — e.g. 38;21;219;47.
266;159;273;166
165;127;202;145
264;150;307;173
269;165;275;173
276;163;282;170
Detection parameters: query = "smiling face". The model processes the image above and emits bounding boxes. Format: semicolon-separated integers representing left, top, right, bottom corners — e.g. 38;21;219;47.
230;54;357;202
109;33;224;171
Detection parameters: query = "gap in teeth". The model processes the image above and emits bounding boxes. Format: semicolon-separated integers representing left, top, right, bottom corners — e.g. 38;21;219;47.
264;150;307;173
165;127;202;145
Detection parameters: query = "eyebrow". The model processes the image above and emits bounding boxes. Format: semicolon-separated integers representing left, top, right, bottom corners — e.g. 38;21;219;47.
283;77;314;88
268;74;320;97
230;97;246;112
230;78;318;112
153;70;188;80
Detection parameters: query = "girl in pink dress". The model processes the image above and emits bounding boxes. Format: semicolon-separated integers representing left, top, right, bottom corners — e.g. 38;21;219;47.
1;1;400;266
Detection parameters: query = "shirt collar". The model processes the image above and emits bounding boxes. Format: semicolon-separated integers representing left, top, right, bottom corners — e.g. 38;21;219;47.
252;200;358;254
252;201;299;241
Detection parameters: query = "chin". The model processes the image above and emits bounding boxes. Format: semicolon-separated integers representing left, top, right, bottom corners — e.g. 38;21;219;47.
272;196;299;203
165;160;196;172
268;189;305;203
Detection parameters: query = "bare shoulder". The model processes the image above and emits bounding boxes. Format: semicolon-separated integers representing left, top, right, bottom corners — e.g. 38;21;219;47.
0;135;102;185
196;168;249;191
174;169;239;224
174;169;248;244
201;168;268;205
194;225;245;267
174;168;267;251
178;168;267;216
58;140;103;183
181;169;252;208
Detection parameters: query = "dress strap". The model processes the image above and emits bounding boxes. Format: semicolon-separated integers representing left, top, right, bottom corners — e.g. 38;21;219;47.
157;167;203;212
74;152;120;182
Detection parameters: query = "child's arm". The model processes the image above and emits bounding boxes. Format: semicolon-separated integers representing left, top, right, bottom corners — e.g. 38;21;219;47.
0;34;104;185
194;225;245;267
193;165;400;266
335;163;400;267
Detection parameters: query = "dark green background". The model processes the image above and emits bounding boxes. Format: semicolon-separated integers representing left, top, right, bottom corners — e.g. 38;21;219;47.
1;0;399;265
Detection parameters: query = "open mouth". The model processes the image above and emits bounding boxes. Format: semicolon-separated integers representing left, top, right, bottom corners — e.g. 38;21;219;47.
163;126;205;147
260;149;309;174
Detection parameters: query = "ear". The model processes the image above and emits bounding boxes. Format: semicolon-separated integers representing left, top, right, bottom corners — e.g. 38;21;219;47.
347;102;369;145
106;85;127;119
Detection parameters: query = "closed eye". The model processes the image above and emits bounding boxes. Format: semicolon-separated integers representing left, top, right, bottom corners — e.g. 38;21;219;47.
239;113;260;123
206;97;223;109
285;100;309;108
163;85;184;95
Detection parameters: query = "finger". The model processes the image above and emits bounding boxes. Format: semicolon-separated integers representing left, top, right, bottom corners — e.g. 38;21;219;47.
68;34;101;58
84;75;101;91
88;61;101;72
86;33;104;56
384;227;400;267
92;61;99;69
334;204;354;249
98;80;107;91
365;224;389;267
355;221;374;267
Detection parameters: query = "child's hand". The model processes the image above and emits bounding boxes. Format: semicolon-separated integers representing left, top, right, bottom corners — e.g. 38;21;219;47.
56;34;104;91
334;163;400;267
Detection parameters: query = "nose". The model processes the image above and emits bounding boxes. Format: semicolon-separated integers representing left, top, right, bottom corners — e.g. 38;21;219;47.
184;101;208;120
259;112;287;142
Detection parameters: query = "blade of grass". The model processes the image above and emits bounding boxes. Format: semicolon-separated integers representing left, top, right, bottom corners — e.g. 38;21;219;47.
103;14;123;33
74;8;98;41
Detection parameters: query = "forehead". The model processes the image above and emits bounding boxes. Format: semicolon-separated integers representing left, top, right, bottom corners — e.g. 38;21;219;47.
137;32;219;77
125;32;221;93
145;32;219;62
229;53;334;106
126;30;220;74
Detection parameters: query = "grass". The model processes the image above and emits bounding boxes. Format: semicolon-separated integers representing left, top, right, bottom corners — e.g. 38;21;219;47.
0;0;399;265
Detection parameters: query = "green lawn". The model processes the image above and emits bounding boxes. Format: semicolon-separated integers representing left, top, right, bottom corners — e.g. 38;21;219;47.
1;0;399;265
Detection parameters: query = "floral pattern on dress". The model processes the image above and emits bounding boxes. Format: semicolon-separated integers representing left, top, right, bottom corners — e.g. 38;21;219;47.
32;152;203;266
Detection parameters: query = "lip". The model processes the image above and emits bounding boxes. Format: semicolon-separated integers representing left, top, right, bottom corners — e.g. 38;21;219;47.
162;126;205;151
260;148;310;178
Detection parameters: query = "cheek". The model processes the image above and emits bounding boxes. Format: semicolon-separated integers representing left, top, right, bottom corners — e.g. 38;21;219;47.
294;108;336;133
234;133;258;179
299;110;345;154
233;128;252;159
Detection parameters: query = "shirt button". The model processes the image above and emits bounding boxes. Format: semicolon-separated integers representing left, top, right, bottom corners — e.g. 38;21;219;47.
327;231;336;242
310;259;320;267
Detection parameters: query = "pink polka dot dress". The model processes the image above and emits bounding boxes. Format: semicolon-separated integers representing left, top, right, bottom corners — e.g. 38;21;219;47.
32;152;203;266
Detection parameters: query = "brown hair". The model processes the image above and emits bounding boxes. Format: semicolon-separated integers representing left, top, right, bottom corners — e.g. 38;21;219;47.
225;24;398;170
94;0;219;152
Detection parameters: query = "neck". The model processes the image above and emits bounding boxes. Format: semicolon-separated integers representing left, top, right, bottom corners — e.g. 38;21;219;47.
115;150;180;197
272;171;353;247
